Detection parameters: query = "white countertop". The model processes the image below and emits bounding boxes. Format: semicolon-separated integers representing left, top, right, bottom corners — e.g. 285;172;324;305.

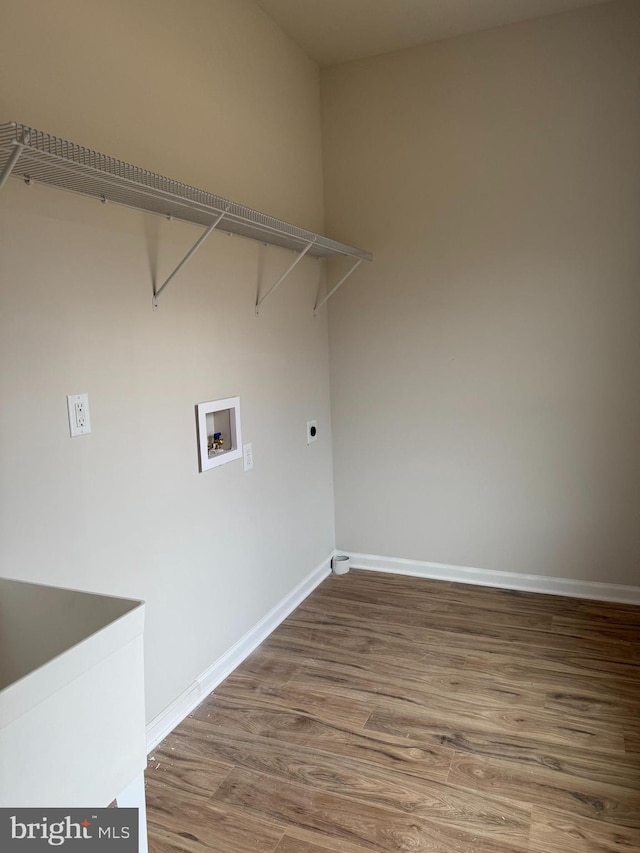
0;578;141;691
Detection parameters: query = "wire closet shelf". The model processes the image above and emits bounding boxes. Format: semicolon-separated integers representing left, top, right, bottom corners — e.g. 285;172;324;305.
0;121;372;263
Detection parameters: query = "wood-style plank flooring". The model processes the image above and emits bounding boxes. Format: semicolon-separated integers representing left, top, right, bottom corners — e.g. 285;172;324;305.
145;570;640;852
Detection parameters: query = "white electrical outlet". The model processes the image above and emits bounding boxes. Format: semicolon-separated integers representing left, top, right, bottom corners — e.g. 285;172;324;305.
67;393;91;437
306;420;318;444
243;442;253;471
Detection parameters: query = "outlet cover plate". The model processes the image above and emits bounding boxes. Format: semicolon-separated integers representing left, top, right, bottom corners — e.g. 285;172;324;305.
243;442;253;471
67;393;91;437
306;420;318;444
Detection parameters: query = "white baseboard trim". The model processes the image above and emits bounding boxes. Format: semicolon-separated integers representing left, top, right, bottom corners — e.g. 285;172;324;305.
345;552;640;605
146;555;332;752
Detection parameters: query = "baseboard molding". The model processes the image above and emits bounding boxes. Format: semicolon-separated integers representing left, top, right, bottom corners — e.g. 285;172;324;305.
345;552;640;605
146;555;332;752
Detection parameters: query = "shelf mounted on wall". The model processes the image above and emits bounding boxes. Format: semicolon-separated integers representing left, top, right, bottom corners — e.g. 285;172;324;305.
0;122;372;312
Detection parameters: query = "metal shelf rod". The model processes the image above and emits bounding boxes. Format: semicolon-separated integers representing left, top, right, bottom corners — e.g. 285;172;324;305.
314;258;363;315
0;140;26;193
152;207;229;309
255;239;315;314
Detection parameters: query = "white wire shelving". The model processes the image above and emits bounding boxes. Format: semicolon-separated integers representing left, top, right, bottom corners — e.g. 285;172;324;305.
0;121;372;311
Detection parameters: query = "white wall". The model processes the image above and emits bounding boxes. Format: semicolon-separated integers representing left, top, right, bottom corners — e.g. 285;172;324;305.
322;0;640;584
0;0;334;721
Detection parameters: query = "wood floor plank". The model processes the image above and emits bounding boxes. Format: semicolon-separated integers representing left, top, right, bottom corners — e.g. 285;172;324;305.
290;656;544;711
213;674;372;729
529;805;640;852
574;598;640;624
188;693;332;745
300;718;454;783
145;746;233;800
275;835;370;853
145;777;284;853
543;685;640;724
549;615;640;646
306;571;455;606
463;646;640;691
265;616;468;672
623;730;640;754
446;581;583;616
221;647;302;688
212;767;531;853
447;751;640;829
365;689;626;755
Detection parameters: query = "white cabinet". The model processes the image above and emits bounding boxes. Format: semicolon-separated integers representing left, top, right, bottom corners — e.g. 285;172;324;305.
0;579;148;850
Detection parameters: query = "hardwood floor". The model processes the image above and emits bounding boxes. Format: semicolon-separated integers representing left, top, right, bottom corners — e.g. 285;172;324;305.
145;570;640;852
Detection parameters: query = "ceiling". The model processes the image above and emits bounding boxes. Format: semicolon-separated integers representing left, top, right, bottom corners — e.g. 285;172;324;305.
254;0;612;66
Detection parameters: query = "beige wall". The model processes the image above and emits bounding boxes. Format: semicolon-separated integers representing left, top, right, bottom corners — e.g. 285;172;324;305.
322;0;640;584
0;0;334;722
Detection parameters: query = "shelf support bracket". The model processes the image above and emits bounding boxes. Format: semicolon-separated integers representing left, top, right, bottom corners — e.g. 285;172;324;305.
255;239;315;314
152;206;229;310
314;257;363;316
0;135;29;195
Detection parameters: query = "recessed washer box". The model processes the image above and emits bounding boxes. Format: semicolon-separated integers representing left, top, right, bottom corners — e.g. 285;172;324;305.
196;397;242;471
